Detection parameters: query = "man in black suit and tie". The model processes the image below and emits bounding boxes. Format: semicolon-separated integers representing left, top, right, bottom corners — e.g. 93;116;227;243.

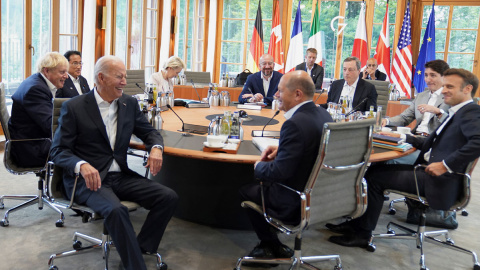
360;58;387;81
9;52;69;167
327;68;480;248
238;54;283;105
322;57;377;112
50;55;178;270
295;48;324;90
56;50;90;98
239;71;333;265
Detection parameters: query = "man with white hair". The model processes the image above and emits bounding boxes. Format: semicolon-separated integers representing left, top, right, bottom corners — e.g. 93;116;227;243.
50;55;178;270
9;52;69;167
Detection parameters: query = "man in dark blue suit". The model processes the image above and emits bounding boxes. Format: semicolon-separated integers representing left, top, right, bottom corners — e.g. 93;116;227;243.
9;52;69;167
240;70;333;264
321;57;377;112
238;54;283;105
50;56;178;270
295;48;324;90
360;58;387;81
56;50;90;98
327;68;480;248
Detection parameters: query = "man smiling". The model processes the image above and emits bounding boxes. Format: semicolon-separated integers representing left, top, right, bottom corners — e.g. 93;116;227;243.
56;50;90;98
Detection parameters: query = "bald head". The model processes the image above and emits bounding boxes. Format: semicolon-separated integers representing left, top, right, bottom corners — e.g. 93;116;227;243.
275;71;314;112
259;54;274;78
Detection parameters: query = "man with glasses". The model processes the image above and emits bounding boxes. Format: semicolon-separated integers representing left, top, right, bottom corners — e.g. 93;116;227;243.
9;52;69;167
56;50;90;98
360;58;387;81
238;54;283;105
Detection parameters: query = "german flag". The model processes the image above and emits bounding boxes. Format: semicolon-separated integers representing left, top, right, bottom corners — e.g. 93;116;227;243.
246;1;264;73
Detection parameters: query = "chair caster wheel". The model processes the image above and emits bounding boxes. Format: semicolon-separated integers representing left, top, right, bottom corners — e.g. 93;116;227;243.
388;208;396;215
446;239;454;245
157;262;167;270
473;264;480;270
55;220;64;227
0;219;9;227
387;229;395;234
384;195;389;201
49;266;58;270
334;265;343;270
420;267;429;270
462;210;469;216
73;240;82;250
0;203;4;209
366;243;376;252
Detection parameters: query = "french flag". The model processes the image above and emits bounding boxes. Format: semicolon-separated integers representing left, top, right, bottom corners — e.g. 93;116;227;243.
285;1;303;73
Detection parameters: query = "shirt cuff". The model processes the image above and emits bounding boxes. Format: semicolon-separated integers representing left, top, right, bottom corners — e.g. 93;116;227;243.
400;133;407;140
385;118;390;125
442;160;453;173
75;161;88;174
152;145;163;152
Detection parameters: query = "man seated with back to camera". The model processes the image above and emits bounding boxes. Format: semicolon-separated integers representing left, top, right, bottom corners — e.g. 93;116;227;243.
327;68;480;249
239;70;333;265
50;55;178;270
9;52;69;168
320;56;377;112
238;54;283;105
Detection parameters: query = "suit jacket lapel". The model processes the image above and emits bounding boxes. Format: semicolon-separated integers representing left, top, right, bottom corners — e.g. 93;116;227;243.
352;79;364;107
115;96;127;150
84;91;110;143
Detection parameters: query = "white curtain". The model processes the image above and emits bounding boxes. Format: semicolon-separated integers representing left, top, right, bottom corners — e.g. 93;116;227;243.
81;0;97;88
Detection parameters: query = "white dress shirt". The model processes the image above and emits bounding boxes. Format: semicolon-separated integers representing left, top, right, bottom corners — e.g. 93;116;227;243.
261;72;272;97
340;77;359;101
69;74;83;96
40;73;58;96
416;88;443;134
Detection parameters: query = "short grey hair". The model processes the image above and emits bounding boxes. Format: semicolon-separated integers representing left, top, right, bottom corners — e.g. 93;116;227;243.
344;56;361;71
163;56;185;71
94;55;124;85
37;52;69;73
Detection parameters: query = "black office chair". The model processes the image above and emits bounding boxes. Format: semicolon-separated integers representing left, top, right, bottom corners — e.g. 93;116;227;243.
0;82;64;227
234;119;375;270
46;98;167;270
367;161;480;270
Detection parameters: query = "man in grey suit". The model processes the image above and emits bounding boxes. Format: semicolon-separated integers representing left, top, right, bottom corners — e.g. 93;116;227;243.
382;60;450;137
50;55;178;270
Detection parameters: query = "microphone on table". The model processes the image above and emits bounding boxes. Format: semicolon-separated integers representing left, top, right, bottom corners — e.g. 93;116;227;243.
262;110;280;137
190;79;202;102
345;97;369;117
135;83;149;96
166;104;185;132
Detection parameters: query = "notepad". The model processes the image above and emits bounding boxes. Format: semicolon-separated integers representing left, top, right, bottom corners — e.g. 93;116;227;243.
252;137;279;152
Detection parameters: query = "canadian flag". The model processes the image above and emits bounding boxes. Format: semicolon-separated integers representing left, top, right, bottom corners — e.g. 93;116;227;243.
351;2;368;69
374;2;390;81
268;0;284;73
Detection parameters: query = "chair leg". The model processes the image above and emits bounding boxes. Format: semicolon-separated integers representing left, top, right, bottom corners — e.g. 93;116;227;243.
388;197;406;215
42;196;65;227
1;196;39;226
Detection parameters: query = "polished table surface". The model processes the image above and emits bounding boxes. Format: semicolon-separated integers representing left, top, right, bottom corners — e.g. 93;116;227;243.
131;104;415;229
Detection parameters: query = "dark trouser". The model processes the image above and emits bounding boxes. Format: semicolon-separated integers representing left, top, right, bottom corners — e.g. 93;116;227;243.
78;172;178;270
353;164;461;234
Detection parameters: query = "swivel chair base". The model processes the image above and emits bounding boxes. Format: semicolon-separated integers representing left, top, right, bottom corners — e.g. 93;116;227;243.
0;178;64;227
367;212;480;270
48;225;167;270
234;236;343;270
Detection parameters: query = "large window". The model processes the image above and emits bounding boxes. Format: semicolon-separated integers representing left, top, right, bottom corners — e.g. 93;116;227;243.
59;0;79;54
145;0;159;79
421;4;480;72
219;0;272;77
175;0;207;71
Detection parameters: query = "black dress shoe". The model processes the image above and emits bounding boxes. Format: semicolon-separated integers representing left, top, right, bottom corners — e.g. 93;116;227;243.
328;234;370;248
242;243;278;268
271;243;294;258
325;221;356;234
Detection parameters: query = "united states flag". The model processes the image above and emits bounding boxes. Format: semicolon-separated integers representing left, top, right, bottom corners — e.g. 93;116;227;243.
390;4;412;98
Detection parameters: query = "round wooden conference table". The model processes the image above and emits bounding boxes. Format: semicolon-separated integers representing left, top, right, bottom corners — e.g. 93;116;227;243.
130;104;415;230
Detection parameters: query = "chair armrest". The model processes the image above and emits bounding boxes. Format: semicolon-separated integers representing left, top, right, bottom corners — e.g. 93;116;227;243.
45;161;79;209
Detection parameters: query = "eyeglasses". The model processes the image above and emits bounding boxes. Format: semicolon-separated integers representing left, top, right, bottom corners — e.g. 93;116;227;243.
70;61;83;66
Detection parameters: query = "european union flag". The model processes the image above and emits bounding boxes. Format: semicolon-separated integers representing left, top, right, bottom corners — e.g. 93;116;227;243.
413;3;436;93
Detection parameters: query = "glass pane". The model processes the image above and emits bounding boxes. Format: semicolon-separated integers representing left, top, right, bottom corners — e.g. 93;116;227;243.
222;20;244;41
219;64;243;76
59;0;78;35
146;0;156;9
341;1;363;77
59;36;78;55
1;0;25;95
115;0;128;64
422;5;449;29
436;52;444;61
449;30;477;53
198;0;205;17
187;0;194;70
221;42;244;63
197;18;204;40
319;0;340;79
249;0;273;21
176;0;187;60
451;6;480;29
31;0;51;69
145;67;154;81
263;20;271;45
197;40;203;62
447;54;475;71
145;38;156;66
130;0;143;69
223;0;246;19
146;10;157;38
436;29;447;52
370;24;382;50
